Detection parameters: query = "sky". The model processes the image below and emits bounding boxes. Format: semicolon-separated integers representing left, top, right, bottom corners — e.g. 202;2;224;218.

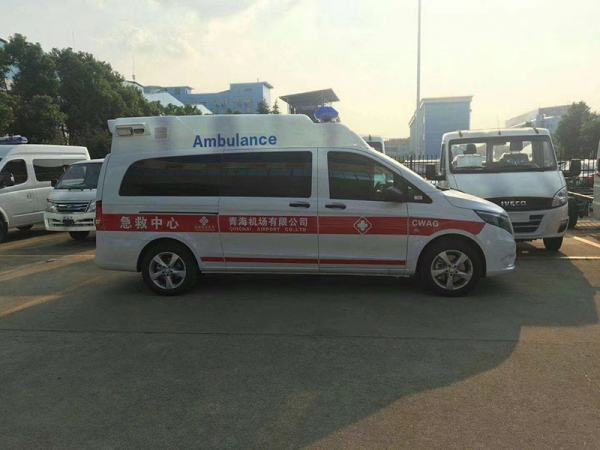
2;0;600;138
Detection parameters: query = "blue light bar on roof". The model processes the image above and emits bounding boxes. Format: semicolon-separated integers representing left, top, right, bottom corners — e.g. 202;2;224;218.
0;135;28;145
314;106;340;123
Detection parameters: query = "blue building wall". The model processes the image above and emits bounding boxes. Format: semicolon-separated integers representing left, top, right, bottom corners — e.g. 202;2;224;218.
146;82;273;114
422;102;471;156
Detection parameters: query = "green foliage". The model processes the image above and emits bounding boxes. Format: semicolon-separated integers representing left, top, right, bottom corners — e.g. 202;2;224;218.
0;92;17;135
554;102;600;159
256;99;270;114
271;99;280;114
1;34;205;156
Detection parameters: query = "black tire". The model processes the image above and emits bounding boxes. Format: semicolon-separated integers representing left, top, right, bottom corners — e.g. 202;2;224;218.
568;199;578;229
69;231;90;240
17;225;34;231
419;238;483;297
141;241;199;296
543;237;563;252
0;219;7;243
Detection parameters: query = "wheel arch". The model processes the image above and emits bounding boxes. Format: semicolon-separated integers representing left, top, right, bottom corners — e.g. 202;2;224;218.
415;233;487;279
136;237;202;272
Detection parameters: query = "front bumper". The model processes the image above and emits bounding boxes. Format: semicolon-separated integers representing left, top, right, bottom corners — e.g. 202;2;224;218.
508;204;568;240
479;225;516;277
44;212;96;232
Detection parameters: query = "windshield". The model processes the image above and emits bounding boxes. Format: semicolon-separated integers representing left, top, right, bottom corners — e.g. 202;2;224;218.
449;136;557;173
55;162;102;189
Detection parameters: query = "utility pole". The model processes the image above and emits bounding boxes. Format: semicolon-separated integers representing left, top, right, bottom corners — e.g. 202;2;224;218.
416;0;422;155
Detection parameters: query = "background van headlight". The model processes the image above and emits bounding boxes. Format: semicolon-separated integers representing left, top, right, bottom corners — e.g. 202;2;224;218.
552;186;568;207
45;200;57;213
86;201;96;212
475;210;513;234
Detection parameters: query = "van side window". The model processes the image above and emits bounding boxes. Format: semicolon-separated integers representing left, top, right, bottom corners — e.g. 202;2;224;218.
119;155;222;197
328;152;396;201
33;159;83;182
221;151;312;198
1;159;28;185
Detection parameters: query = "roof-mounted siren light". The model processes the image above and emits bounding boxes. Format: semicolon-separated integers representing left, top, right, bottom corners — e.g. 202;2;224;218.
115;124;148;137
0;135;28;145
314;106;340;123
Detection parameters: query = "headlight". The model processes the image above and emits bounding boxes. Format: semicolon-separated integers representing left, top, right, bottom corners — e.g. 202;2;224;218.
86;201;96;212
475;210;513;235
45;200;57;213
552;186;568;207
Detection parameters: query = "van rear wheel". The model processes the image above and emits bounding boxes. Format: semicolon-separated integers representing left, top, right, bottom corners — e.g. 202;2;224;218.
543;237;563;252
420;239;482;297
142;242;199;296
69;231;90;240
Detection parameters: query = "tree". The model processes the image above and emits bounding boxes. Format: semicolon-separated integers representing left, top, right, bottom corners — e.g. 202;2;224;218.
256;99;270;114
553;102;600;159
11;95;66;144
272;99;280;114
0;92;18;135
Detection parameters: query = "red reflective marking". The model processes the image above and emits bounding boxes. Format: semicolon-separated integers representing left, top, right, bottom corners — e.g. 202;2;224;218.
202;257;224;262
409;218;484;236
102;214;218;232
224;257;318;264
319;216;408;235
219;215;317;234
320;259;406;265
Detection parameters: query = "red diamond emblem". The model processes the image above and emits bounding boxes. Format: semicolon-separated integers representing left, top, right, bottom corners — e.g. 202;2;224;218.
354;217;372;234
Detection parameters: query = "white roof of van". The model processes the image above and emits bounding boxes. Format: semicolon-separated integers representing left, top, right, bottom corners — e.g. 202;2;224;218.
108;115;369;154
0;144;89;159
443;128;551;141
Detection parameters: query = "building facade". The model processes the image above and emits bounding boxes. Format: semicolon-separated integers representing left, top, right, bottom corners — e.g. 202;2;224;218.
144;82;273;115
409;96;472;157
505;105;570;133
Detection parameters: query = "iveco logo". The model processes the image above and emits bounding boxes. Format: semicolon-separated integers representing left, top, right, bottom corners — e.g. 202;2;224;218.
500;200;527;207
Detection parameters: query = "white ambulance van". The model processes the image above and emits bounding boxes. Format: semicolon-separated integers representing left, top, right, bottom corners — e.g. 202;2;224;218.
0;137;90;242
95;115;516;297
361;135;386;154
44;159;104;240
427;128;573;251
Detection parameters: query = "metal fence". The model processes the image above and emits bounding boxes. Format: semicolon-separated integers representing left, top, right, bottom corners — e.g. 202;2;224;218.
392;154;439;177
559;159;596;196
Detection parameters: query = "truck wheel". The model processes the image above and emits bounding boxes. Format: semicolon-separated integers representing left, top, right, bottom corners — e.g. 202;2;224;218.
543;237;563;252
568;199;578;229
420;238;482;297
69;231;90;240
0;219;7;243
141;242;199;296
17;225;33;231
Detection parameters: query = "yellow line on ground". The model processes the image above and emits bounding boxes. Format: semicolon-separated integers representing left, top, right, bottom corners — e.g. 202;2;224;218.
0;251;95;283
572;236;600;250
0;274;106;318
0;233;69;252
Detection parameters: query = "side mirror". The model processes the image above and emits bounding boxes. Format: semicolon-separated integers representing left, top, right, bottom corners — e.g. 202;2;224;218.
382;186;407;203
2;172;15;187
425;164;445;181
563;159;581;178
51;179;58;187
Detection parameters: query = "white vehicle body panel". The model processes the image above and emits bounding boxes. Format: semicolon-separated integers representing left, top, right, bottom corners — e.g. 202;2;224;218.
95;115;516;289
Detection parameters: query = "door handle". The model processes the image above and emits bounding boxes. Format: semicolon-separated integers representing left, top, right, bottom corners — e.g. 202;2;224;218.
289;201;310;208
325;203;347;210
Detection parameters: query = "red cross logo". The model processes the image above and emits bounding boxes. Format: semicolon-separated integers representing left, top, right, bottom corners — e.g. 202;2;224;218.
354;217;372;234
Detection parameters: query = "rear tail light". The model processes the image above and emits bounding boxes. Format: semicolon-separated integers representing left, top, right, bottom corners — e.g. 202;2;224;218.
95;201;104;230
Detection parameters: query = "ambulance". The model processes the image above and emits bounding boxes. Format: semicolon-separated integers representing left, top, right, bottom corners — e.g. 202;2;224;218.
94;115;516;297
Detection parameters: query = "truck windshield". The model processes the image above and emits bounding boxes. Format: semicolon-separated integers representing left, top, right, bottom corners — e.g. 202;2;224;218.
55;162;102;190
448;136;557;173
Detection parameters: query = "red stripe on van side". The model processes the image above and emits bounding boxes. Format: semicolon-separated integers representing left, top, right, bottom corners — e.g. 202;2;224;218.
320;259;406;265
102;214;218;232
319;217;408;235
223;257;318;264
200;257;405;266
219;216;318;234
408;218;485;236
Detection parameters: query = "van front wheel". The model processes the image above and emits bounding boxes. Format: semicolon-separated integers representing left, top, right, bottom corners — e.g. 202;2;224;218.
420;239;482;297
543;237;563;252
142;242;199;296
69;231;90;240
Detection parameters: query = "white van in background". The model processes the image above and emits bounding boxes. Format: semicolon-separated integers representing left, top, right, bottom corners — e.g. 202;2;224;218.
95;115;515;297
362;135;386;154
427;128;578;251
44;159;104;240
0;137;90;242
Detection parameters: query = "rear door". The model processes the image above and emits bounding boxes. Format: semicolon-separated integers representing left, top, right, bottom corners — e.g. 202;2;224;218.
218;149;319;272
0;157;36;226
317;149;408;273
